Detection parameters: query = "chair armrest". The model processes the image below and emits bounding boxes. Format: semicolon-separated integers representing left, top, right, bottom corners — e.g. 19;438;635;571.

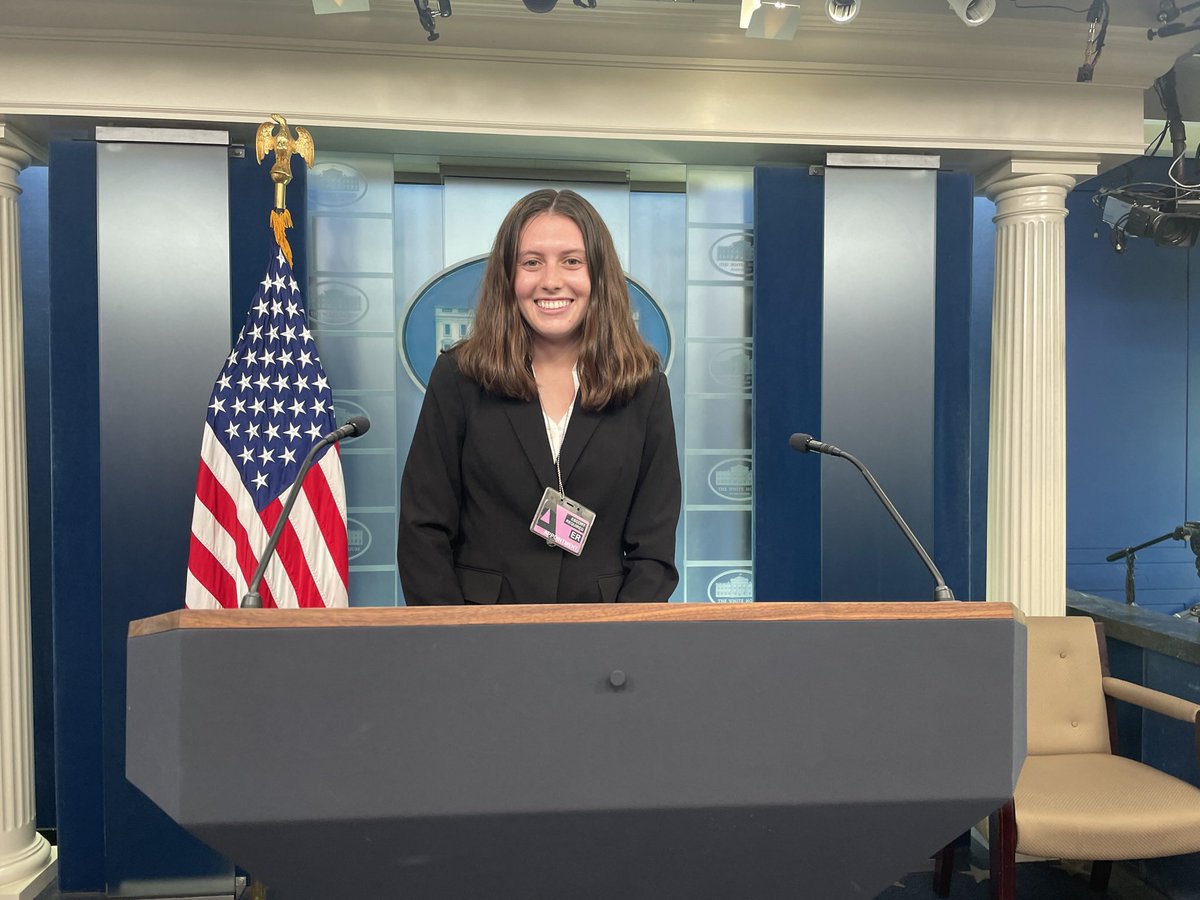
1102;676;1200;724
1102;676;1200;766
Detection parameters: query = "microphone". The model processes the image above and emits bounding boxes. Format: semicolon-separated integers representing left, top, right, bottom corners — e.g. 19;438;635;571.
789;432;844;457
789;432;957;602
240;416;371;608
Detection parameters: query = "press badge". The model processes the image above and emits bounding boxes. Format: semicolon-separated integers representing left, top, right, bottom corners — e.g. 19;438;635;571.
530;487;596;556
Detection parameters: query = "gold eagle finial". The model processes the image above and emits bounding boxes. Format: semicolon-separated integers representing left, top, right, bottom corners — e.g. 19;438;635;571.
255;114;314;267
255;114;315;212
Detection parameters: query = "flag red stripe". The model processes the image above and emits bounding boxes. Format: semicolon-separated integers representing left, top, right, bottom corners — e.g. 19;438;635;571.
258;500;325;608
194;456;278;608
187;533;237;608
305;453;350;588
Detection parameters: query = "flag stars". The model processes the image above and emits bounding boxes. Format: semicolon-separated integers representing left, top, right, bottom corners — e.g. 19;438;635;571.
285;422;302;442
281;447;297;465
250;398;265;416
270;299;284;316
233;398;247;416
300;326;313;344
208;396;226;415
277;350;293;368
269;398;285;417
314;374;329;393
293;375;310;394
255;373;272;392
311;398;327;416
259;448;275;465
258;277;272;296
237;373;253;393
247;421;261;440
272;373;290;392
216;373;231;391
239;446;255;465
265;423;281;442
249;324;263;342
286;300;299;319
297;350;312;369
253;471;269;490
224;421;240;440
306;422;324;441
289;398;306;417
259;349;275;368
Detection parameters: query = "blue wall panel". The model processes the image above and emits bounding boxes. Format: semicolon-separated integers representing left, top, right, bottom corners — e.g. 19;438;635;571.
95;141;235;897
1066;161;1196;613
18;164;55;829
970;198;995;601
934;171;976;601
752;166;823;601
48;139;105;892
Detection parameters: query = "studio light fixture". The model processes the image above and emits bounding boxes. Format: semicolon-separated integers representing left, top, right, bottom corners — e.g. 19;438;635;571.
739;0;802;40
947;0;994;26
413;0;451;41
825;0;859;24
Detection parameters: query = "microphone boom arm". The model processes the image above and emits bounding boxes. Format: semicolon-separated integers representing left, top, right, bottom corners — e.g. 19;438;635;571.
838;449;957;602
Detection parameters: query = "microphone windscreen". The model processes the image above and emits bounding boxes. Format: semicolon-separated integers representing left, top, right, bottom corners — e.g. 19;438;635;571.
788;433;814;452
347;415;371;437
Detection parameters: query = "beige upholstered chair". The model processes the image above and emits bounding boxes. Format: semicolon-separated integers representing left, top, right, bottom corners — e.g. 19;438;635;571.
936;614;1200;899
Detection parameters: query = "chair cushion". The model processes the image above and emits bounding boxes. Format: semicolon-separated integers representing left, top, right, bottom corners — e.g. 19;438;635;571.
1015;753;1200;860
1025;617;1111;755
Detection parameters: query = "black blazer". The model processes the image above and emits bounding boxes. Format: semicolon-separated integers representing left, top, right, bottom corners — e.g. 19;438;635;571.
398;350;681;604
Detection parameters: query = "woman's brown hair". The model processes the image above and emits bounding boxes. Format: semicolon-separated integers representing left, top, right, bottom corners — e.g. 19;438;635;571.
455;189;661;410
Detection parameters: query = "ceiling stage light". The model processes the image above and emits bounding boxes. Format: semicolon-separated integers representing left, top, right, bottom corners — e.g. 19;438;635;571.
825;0;859;24
947;0;995;26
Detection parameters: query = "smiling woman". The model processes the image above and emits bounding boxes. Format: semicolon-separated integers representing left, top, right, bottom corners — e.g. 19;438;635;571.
397;188;681;606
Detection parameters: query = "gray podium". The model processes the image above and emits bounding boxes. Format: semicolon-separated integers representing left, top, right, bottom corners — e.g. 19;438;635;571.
126;602;1025;900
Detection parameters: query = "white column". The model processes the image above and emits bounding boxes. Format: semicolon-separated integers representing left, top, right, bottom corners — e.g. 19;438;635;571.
982;166;1091;617
0;123;56;900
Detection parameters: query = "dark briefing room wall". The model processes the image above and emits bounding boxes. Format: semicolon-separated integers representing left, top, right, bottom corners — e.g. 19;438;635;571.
18;163;54;831
1063;157;1200;615
752;166;978;603
43;138;307;893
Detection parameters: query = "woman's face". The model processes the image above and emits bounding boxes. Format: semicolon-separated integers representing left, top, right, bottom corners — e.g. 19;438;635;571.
513;212;592;352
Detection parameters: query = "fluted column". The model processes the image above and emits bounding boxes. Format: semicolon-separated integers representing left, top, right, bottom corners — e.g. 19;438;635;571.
0;123;56;900
983;170;1081;617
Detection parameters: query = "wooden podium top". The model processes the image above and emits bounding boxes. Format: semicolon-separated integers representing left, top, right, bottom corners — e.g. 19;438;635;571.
130;601;1018;637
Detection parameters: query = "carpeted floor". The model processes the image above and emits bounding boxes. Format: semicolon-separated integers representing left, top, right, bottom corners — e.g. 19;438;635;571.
873;847;1171;899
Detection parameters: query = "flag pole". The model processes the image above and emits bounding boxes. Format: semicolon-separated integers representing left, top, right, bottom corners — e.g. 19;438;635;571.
240;112;319;900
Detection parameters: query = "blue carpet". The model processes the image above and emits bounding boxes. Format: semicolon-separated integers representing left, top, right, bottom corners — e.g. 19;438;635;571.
874;847;1170;899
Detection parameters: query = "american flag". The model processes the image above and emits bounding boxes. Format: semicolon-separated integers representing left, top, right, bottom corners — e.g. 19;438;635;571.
185;238;349;609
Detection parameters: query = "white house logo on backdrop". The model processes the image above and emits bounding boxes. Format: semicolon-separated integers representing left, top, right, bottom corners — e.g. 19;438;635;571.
347;517;372;561
311;281;370;327
708;345;752;391
400;257;673;390
708;458;752;502
709;232;754;278
707;570;754;603
309;163;369;207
